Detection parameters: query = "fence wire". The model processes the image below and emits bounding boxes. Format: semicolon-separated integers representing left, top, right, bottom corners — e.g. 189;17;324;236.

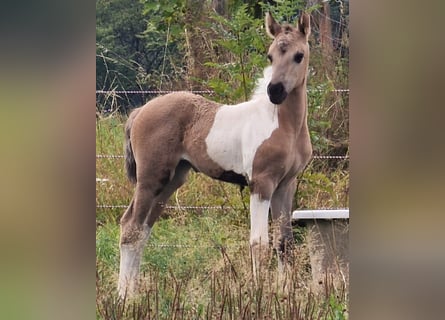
96;154;348;160
96;89;349;95
97;154;348;211
96;204;348;212
144;243;227;249
96;204;231;210
96;154;349;211
96;89;215;95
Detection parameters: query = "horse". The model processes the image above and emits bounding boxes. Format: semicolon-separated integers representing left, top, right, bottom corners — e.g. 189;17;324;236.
118;12;312;297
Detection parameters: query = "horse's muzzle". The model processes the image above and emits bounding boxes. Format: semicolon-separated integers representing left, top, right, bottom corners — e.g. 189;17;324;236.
267;82;287;105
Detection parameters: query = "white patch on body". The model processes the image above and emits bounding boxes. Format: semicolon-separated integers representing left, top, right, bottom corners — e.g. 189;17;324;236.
118;225;151;298
205;67;278;180
249;193;270;246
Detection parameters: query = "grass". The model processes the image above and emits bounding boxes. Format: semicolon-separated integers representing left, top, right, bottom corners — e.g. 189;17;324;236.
96;114;349;319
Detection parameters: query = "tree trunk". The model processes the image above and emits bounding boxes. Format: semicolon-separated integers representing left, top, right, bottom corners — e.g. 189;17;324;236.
319;1;334;60
212;0;227;17
308;0;335;76
184;0;207;90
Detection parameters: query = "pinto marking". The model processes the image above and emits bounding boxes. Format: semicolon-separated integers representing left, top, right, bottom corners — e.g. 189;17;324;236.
205;69;278;180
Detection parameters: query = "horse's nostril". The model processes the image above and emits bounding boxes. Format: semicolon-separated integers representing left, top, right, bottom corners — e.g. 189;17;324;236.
267;82;287;104
267;82;284;96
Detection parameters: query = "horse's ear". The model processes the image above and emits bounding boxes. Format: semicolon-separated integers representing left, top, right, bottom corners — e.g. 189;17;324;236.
298;12;311;40
265;12;281;39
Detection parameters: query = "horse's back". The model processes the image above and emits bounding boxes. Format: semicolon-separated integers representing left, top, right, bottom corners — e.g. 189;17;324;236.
128;92;219;163
129;93;206;134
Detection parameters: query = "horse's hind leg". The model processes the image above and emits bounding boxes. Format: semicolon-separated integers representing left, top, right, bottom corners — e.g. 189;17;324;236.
146;160;191;226
118;160;191;298
118;161;173;297
118;183;155;298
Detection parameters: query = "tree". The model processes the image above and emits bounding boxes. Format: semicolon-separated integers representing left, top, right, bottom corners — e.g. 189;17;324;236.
96;0;185;111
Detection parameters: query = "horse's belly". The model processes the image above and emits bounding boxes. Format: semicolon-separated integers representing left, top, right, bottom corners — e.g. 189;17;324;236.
215;170;248;186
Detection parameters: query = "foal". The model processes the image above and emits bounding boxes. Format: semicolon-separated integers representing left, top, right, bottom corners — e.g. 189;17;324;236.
118;12;312;297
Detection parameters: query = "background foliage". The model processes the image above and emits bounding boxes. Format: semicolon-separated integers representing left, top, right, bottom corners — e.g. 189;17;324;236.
96;0;349;156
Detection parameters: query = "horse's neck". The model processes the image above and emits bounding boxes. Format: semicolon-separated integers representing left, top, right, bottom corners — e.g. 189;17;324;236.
279;83;308;134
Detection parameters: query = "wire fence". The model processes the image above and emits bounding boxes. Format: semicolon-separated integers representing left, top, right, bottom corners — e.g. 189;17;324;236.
96;153;349;212
96;203;348;211
96;204;231;210
96;153;349;250
96;90;349;220
96;204;349;251
96;154;348;160
96;90;216;95
96;88;349;114
96;89;349;95
143;242;236;249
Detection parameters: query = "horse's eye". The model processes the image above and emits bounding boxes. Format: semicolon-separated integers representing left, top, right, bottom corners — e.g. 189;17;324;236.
267;54;273;63
294;52;304;63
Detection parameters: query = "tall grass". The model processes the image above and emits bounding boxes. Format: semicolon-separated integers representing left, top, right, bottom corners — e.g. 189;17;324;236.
96;115;349;319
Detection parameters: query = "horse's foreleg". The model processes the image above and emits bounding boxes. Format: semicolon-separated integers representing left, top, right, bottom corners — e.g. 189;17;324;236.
271;179;296;272
249;190;272;280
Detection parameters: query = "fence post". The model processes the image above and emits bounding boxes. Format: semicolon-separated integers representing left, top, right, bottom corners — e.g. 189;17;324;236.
305;219;349;293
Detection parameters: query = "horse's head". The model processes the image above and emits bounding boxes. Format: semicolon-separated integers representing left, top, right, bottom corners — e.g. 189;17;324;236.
265;12;311;105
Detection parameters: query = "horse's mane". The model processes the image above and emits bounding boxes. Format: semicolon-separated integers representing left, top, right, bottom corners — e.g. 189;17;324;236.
250;66;272;101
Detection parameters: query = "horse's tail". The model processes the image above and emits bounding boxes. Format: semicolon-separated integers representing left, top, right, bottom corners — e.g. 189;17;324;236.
124;108;140;184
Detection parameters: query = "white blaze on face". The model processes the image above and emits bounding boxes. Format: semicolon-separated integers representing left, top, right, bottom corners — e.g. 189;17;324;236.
118;225;151;298
205;95;278;180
